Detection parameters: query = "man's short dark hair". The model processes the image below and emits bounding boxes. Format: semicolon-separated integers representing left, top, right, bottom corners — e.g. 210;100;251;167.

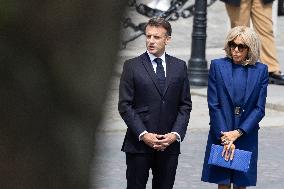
145;17;172;36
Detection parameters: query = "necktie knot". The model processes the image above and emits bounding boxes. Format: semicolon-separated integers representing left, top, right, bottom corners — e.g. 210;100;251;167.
154;58;162;65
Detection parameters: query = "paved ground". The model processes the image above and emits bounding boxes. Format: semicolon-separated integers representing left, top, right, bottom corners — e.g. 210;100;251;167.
92;128;284;189
92;1;284;188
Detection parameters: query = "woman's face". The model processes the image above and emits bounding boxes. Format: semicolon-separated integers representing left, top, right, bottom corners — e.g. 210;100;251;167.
229;36;249;64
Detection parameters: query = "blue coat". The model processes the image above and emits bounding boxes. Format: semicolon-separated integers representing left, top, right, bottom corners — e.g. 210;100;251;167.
201;58;268;187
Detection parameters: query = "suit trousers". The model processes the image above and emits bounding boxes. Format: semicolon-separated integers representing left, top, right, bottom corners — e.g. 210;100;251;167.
126;152;179;189
225;0;280;73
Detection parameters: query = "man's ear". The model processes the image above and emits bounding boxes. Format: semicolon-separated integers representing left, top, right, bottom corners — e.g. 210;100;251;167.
165;36;171;45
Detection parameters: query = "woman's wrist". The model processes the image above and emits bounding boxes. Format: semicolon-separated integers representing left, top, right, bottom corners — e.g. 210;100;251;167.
235;129;243;138
237;129;243;136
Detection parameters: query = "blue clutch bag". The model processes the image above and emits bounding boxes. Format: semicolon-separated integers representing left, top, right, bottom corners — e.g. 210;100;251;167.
208;144;252;172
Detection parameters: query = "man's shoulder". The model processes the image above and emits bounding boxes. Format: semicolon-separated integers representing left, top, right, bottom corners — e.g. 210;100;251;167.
124;53;148;64
166;54;186;64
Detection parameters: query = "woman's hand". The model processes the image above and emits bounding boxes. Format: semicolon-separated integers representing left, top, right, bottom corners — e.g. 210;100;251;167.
222;141;236;161
221;130;241;144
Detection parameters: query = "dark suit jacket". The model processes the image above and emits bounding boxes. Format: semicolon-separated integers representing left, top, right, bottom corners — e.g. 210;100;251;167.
220;0;274;6
201;58;269;186
118;52;192;154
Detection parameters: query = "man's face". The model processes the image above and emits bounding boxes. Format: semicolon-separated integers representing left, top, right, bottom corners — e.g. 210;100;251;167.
145;25;171;57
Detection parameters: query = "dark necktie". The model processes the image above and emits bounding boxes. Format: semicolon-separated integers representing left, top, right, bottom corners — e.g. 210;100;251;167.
154;58;165;91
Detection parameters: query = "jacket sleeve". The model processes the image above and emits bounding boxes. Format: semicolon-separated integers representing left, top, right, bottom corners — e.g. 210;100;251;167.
207;60;229;139
239;65;269;134
171;61;192;141
118;60;146;139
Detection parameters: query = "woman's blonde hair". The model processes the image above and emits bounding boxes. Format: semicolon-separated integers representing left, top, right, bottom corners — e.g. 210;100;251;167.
224;26;260;65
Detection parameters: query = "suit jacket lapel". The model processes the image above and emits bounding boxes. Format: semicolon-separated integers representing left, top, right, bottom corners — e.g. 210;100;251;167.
163;54;173;97
140;52;164;96
220;58;234;102
244;65;259;103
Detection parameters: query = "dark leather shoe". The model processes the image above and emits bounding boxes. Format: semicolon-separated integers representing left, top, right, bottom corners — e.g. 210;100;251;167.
269;72;284;85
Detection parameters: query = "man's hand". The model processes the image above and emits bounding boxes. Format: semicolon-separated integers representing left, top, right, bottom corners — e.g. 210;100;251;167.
153;133;177;151
141;133;160;149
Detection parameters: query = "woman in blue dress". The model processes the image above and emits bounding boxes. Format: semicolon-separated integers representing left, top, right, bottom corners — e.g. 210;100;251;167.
201;26;269;189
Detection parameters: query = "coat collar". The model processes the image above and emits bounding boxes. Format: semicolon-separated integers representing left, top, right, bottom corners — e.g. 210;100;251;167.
140;52;163;96
146;51;166;63
220;58;234;102
244;63;259;103
163;54;174;96
219;58;259;104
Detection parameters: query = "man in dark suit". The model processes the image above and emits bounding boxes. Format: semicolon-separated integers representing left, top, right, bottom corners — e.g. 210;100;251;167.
118;17;192;189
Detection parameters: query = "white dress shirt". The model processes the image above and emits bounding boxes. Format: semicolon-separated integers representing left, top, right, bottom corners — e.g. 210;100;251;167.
147;51;167;77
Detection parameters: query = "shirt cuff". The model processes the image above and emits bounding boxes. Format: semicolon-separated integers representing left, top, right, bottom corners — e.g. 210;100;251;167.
171;132;181;142
139;130;148;141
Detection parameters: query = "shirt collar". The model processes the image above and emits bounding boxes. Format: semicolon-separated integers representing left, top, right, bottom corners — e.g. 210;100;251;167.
147;51;166;63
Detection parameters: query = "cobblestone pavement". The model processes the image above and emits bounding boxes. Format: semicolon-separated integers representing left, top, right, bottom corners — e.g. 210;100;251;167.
92;83;284;189
92;127;284;189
